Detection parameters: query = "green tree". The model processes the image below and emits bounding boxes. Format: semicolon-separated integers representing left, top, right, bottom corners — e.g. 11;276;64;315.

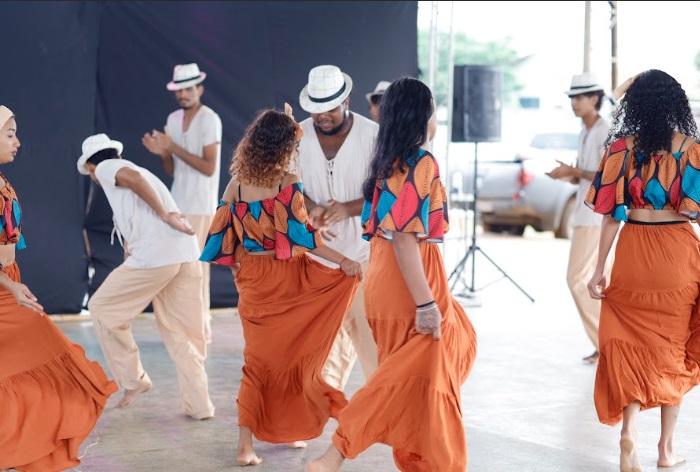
418;30;523;107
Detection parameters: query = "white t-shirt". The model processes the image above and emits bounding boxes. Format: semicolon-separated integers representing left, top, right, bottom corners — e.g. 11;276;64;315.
575;116;610;227
165;105;222;216
298;112;378;266
95;159;201;269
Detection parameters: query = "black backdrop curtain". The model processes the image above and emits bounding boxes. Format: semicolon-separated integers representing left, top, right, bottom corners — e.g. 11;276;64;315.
0;1;418;313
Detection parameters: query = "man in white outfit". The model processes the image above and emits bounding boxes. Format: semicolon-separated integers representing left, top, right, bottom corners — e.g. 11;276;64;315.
142;63;222;344
79;133;214;419
547;72;613;364
297;65;379;391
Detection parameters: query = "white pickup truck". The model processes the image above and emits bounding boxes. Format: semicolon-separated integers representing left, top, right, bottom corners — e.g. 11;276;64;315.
451;132;580;239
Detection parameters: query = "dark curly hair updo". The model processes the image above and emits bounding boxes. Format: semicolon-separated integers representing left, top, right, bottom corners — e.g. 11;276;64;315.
606;69;698;167
229;109;299;187
362;77;434;201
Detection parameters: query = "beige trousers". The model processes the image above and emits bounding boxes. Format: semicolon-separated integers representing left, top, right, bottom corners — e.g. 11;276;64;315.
187;214;213;342
567;225;614;351
87;262;215;419
322;262;379;391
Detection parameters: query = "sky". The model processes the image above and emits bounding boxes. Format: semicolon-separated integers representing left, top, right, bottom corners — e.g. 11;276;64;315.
417;1;700;99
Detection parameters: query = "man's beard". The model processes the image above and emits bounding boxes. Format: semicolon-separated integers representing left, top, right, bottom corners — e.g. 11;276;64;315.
316;109;349;136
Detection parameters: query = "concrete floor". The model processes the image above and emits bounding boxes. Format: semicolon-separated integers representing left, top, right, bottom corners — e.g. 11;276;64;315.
56;224;700;472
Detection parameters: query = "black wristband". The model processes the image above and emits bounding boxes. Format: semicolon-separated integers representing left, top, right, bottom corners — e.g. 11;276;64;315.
416;300;435;309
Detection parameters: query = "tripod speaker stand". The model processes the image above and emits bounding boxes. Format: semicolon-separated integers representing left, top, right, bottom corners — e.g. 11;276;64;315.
447;142;534;302
447;65;534;303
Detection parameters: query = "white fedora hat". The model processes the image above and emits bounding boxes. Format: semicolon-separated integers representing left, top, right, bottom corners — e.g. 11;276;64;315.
299;65;353;114
77;133;123;175
166;63;207;91
365;80;392;103
564;72;605;96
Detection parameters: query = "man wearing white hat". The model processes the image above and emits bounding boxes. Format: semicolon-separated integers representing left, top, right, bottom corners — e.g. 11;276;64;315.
142;62;222;344
78;133;215;418
366;80;391;123
297;65;379;392
546;72;613;364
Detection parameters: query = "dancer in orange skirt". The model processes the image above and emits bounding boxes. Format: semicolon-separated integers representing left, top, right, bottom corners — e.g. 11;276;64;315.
200;104;362;466
585;70;700;472
308;78;477;472
0;106;117;471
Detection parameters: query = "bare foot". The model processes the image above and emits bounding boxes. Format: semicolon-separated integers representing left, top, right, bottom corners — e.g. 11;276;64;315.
287;441;308;449
620;436;643;472
583;350;599;364
307;444;345;472
237;450;262;466
115;382;152;409
658;452;685;468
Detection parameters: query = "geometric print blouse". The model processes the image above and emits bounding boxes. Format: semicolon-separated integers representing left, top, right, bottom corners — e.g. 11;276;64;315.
199;181;323;265
0;174;26;249
584;137;700;221
361;149;449;242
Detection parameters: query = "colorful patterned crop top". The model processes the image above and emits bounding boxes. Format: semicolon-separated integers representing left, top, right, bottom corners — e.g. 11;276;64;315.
362;149;449;242
584;137;700;221
199;182;323;265
0;174;26;249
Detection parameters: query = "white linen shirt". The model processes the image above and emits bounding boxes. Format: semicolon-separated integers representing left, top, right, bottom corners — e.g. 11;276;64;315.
95;159;201;269
576;116;610;227
298;112;378;266
165;105;222;216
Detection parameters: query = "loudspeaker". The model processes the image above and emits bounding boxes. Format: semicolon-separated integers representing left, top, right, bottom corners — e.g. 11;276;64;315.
451;65;503;143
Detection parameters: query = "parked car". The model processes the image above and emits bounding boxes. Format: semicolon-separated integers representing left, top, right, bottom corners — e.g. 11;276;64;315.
472;131;580;239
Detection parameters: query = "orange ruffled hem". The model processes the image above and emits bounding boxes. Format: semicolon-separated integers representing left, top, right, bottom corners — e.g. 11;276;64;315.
0;345;118;471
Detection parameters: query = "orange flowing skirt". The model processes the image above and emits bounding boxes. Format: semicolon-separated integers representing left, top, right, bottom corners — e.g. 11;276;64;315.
234;252;360;443
595;221;700;425
333;238;477;472
0;263;118;471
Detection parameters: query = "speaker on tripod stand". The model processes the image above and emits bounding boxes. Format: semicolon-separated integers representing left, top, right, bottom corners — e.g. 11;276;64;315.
447;65;534;303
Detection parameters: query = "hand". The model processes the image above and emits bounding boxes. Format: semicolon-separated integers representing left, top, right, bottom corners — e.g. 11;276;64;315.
142;131;167;156
415;303;442;340
587;269;607;299
324;200;350;225
10;281;44;314
339;258;363;281
308;206;337;241
546;160;577;180
162;212;195;235
308;206;327;229
152;130;174;154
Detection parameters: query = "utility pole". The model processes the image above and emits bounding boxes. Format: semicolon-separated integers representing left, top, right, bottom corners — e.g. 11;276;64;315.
583;1;591;72
609;1;618;90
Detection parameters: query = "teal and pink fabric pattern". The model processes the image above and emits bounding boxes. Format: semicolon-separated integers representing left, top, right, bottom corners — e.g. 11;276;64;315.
361;149;449;242
200;182;323;264
0;175;26;249
585;137;700;221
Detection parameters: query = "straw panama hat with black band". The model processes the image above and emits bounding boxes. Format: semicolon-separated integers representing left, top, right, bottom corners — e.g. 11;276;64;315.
167;63;207;91
76;133;123;175
564;72;605;96
299;65;353;114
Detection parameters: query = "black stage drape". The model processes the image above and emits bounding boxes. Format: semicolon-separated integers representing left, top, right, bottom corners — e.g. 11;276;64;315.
0;1;418;313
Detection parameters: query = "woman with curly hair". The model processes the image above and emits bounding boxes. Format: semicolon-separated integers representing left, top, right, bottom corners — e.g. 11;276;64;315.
585;69;700;471
307;77;477;472
200;105;363;466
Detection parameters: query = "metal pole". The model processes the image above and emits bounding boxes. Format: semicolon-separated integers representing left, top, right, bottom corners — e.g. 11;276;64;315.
443;1;455;258
609;1;618;90
583;0;592;72
428;1;439;94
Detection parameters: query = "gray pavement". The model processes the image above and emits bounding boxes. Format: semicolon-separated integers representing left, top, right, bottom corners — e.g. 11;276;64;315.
56;218;700;471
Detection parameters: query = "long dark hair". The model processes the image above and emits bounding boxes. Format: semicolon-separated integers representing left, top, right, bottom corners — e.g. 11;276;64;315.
362;77;434;201
606;69;698;167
